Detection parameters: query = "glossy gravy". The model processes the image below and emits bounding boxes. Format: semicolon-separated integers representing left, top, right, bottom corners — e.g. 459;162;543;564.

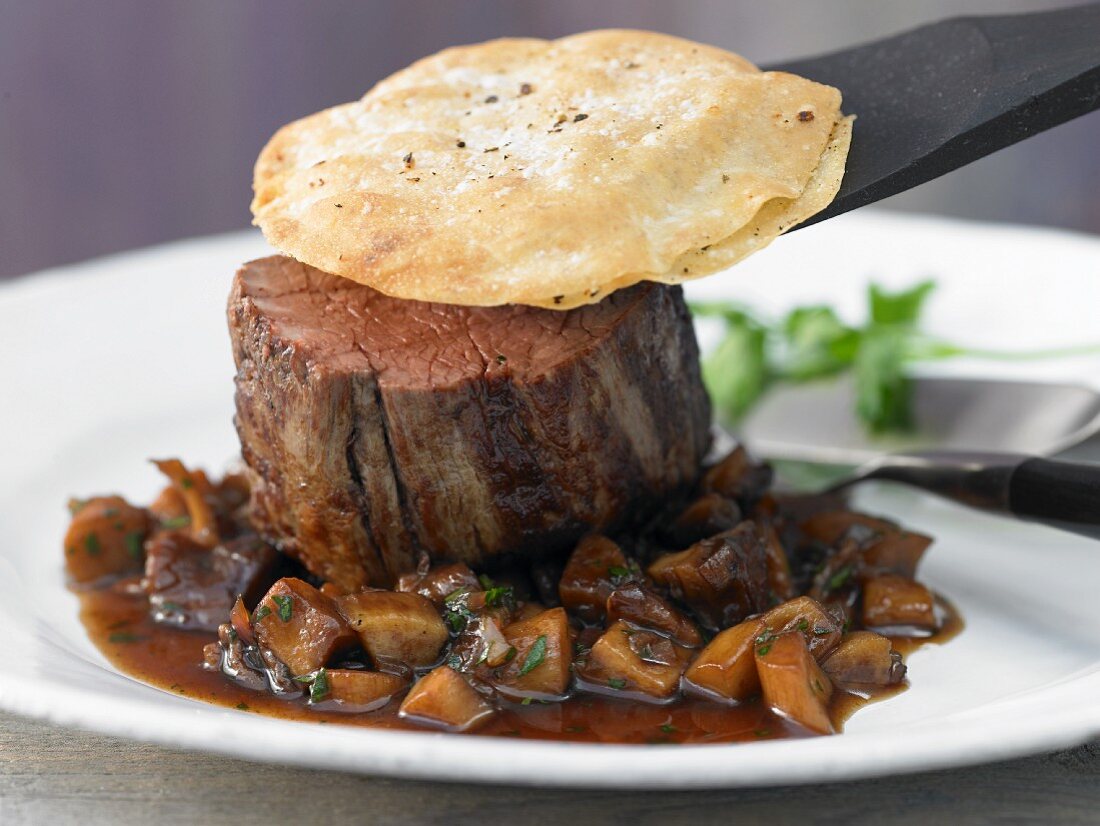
79;582;961;745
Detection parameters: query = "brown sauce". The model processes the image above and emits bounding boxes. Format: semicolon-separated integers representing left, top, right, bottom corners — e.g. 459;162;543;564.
78;582;961;745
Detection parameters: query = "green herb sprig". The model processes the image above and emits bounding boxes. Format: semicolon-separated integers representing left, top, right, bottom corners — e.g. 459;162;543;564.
692;280;1100;434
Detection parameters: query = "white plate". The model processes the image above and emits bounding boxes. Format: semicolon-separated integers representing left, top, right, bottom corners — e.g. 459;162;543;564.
3;211;1100;789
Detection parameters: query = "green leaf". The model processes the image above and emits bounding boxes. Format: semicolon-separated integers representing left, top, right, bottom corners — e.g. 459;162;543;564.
826;564;854;594
780;306;861;380
272;594;293;622
252;604;271;622
518;635;548;676
124;532;144;560
854;328;913;433
84;532;102;556
701;313;768;421
607;565;632;585
310;668;330;703
868;280;936;326
483;585;514;609
443;587;472;604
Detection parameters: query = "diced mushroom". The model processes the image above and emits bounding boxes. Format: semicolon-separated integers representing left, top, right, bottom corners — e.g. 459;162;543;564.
151;458;219;548
576;620;692;701
144;533;277;631
336;590;448;669
757;520;795;602
252;578;358;676
149;485;188;524
448;613;512;672
64;496;149;584
606;584;702;648
396;562;480;606
764;596;844;660
487;607;572;699
398;665;496;732
755;631;834;735
862;574;938;632
800;510;894;545
808;537;863;604
647;522;769;630
511;601;549;623
861;532;933;580
559;535;635;622
207;622;268;692
316;669;408;712
822;631;906;687
700;445;773;505
683;616;766;702
465;587;517;623
229;595;255;645
662;493;742;549
530;558;565;607
800;511;931;579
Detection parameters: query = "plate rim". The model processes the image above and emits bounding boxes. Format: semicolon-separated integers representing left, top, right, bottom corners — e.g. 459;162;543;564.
4;211;1100;788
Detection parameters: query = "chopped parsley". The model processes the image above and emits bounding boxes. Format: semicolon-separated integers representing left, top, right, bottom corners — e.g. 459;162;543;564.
84;533;102;556
826;565;853;593
660;724;677;734
179;477;194;489
252;604;271;622
162;515;191;529
124;531;144;559
518;635;547;676
271;594;293;622
608;678;627;690
483;585;514;609
108;631;142;644
443;587;472;603
235;702;249;711
755;628;777;656
310;668;330;703
443;588;474;632
295;668;331;703
607;565;631;583
797;618;809;632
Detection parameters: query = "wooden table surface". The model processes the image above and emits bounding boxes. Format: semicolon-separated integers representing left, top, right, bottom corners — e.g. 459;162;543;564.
3;710;1100;825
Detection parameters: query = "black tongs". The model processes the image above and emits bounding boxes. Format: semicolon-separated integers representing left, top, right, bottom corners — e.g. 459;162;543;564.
766;3;1100;225
758;5;1100;537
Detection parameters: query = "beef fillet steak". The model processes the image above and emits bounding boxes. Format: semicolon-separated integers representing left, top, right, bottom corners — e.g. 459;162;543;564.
228;256;711;589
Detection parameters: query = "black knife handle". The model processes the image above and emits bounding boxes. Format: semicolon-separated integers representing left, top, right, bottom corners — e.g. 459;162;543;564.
1008;457;1100;539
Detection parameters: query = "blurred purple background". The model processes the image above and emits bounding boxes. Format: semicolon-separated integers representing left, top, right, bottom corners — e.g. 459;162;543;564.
2;0;1098;279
